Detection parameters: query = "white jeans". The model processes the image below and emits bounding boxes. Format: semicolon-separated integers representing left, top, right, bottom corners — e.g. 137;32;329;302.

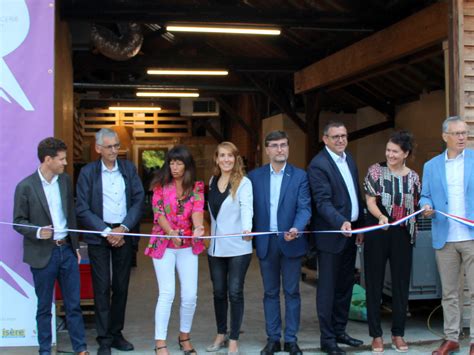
152;247;198;340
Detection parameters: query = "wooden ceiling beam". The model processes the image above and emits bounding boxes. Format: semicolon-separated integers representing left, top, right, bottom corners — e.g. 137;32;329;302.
202;119;224;143
342;86;395;116
325;46;442;92
245;74;307;132
73;51;305;74
213;96;258;144
294;1;448;94
348;120;395;142
60;2;373;30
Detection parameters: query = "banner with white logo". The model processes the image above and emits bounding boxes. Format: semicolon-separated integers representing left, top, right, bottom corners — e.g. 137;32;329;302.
0;0;56;347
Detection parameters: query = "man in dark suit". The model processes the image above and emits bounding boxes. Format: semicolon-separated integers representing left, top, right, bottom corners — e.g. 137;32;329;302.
307;121;364;355
13;137;88;355
248;130;311;355
76;128;144;355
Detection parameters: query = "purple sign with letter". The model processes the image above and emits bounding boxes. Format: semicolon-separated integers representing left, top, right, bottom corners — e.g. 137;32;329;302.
0;0;56;347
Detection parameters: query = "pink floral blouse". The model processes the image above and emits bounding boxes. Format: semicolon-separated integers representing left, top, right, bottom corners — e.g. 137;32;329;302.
144;181;205;259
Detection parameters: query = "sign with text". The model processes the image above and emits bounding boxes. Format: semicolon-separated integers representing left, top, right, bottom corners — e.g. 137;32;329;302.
0;0;56;347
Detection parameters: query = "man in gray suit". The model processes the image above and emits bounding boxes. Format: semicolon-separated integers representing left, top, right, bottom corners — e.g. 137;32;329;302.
13;137;88;355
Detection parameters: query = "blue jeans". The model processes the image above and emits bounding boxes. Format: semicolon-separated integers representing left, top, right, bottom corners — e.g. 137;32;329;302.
208;253;252;340
31;244;86;354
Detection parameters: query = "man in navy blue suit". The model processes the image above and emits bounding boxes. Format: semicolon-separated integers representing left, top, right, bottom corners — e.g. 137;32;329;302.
307;121;364;355
248;130;311;355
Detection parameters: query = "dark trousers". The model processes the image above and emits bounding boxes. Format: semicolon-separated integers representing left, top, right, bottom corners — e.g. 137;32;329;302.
259;235;302;343
317;239;356;347
208;253;252;340
31;245;86;354
88;236;133;345
364;225;412;338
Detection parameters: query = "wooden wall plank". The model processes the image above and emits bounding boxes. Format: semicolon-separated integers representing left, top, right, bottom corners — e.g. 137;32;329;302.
294;2;448;93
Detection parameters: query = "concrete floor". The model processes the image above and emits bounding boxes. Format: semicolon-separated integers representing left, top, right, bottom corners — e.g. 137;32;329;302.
4;230;474;354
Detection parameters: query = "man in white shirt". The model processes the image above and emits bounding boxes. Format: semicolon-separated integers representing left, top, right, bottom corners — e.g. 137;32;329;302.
307;121;364;355
421;116;474;355
76;128;144;355
13;137;88;355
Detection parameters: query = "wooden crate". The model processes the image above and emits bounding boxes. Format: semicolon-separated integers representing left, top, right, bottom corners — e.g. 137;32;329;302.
78;109;191;139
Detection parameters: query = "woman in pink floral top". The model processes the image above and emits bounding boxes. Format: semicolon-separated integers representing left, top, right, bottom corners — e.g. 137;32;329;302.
144;145;205;355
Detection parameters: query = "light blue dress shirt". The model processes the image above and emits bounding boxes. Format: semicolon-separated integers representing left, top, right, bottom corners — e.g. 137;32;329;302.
325;146;359;222
101;160;127;224
269;163;286;232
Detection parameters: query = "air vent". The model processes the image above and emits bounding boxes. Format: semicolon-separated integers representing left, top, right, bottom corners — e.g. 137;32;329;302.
180;98;220;116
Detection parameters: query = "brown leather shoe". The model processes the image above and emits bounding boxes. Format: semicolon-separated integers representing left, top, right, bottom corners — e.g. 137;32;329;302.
470;343;474;355
431;340;459;355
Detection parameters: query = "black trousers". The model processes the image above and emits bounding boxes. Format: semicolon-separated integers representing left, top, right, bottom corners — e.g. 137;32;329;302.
317;240;357;347
208;253;252;340
88;236;133;345
363;225;412;338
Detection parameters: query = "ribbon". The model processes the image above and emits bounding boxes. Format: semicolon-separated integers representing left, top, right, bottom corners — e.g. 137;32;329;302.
0;209;425;239
435;210;474;227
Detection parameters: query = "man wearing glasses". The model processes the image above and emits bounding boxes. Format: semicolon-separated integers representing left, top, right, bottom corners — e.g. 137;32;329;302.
421;116;474;355
248;130;311;355
307;121;364;355
76;128;144;355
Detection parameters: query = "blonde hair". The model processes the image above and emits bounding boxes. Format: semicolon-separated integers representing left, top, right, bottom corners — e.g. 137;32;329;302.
213;142;245;199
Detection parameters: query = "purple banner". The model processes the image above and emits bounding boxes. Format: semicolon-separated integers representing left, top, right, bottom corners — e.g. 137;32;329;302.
0;0;55;346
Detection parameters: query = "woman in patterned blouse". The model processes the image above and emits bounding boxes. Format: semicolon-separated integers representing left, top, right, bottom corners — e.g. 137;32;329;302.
144;145;205;355
363;131;421;354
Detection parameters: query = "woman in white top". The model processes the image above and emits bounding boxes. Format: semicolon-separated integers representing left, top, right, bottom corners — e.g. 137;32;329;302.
206;142;253;355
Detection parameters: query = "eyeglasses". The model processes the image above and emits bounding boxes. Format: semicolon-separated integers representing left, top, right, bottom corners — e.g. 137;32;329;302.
99;143;121;150
326;134;348;141
267;143;289;149
445;131;468;138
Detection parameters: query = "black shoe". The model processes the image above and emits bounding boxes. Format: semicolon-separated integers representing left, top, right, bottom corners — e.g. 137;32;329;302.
260;341;281;355
111;336;134;351
335;333;363;347
284;342;303;355
97;344;111;355
320;344;346;355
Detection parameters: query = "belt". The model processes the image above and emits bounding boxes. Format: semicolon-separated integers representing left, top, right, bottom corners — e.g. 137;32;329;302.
55;237;70;246
105;222;122;228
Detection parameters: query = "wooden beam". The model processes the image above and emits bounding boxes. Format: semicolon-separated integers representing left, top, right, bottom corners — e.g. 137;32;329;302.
294;1;448;94
203;119;224;143
214;96;258;144
341;86;395;116
348;120;394;142
325;46;443;93
448;0;462;116
305;91;322;160
246;74;307;132
61;2;373;30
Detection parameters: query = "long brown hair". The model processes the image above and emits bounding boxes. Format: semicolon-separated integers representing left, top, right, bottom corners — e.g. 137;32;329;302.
151;145;197;197
213;142;245;199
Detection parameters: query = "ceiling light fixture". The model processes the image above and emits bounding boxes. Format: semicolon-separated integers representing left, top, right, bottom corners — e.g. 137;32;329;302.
108;106;162;111
166;25;281;36
147;69;229;76
136;92;200;98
